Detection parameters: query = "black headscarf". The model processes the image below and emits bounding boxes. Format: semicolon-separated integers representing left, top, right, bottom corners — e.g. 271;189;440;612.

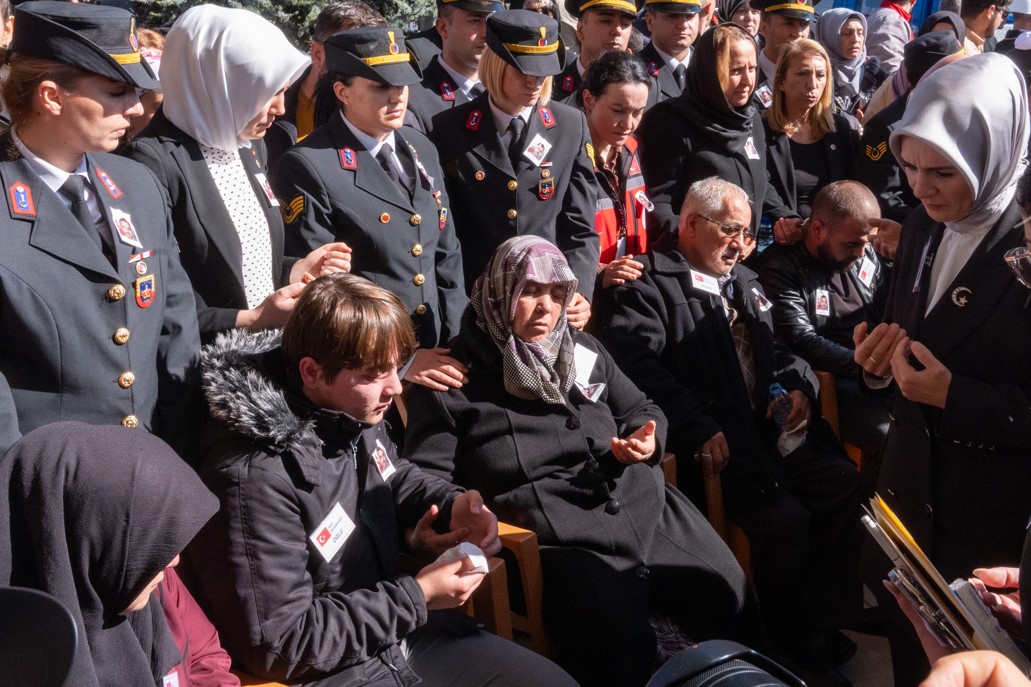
681;23;757;150
918;10;965;40
716;0;748;24
0;422;219;687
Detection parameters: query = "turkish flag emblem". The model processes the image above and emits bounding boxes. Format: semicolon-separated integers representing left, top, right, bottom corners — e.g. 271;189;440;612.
317;528;332;546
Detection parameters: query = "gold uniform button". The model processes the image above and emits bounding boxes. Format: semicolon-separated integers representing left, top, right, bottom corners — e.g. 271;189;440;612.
415;304;428;315
411;243;423;257
413;273;426;286
409;213;422;226
507;180;518;191
107;284;126;301
121;414;139;429
113;328;130;345
506;209;518;220
118;371;136;389
541;169;551;179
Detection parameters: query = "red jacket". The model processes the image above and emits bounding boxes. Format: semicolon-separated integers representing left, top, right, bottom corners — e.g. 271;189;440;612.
594;137;650;265
159;568;239;687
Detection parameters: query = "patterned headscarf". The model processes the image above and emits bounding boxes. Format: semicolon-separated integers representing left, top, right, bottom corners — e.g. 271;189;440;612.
471;236;578;404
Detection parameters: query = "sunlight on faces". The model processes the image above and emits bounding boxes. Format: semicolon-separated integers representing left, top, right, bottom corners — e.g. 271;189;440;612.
761;13;810;54
335;76;409;139
814;215;871;270
301;357;404;424
239;85;288;140
722;38;758;107
898;137;974;223
731;6;762;35
576;9;634;63
583;81;649;151
779;51;827;112
513;281;568;342
493;63;546;112
54;74;143;153
840;18;865;59
440;8;489;73
646;10;701;57
682;194;752;276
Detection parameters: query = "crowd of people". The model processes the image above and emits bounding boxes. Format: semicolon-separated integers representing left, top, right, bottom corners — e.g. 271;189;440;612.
0;0;1028;686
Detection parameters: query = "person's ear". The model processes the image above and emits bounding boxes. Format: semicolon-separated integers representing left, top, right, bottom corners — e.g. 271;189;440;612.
332;80;349;106
298;357;325;389
37;80;63;116
809;217;827;241
582;89;595;113
435;15;449;39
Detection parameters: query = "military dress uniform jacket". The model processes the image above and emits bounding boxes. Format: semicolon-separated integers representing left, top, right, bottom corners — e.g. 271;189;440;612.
126;110;296;340
0;139;200;455
274;115;466;348
873;202;1031;579
858;96;918;223
430;94;600;297
754;241;887;378
405;55;476;135
639;42;686;109
552;60;585;109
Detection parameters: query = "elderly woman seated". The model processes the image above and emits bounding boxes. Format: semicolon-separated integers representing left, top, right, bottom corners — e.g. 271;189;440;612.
403;236;762;687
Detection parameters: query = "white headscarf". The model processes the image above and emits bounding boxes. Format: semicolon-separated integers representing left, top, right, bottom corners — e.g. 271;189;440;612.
816;9;867;99
160;5;309;150
890;53;1029;235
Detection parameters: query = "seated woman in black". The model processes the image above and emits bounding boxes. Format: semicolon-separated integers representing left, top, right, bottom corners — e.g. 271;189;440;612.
764;38;859;220
402;235;760;687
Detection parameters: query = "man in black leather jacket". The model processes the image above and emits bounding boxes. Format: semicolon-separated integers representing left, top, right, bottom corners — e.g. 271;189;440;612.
755;180;891;474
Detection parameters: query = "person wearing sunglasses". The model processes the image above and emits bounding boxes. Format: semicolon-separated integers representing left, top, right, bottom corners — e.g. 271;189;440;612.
592;176;864;684
854;53;1031;687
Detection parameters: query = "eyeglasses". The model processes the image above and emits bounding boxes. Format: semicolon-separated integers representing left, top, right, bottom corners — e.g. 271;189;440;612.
1005;246;1031;289
696;213;754;241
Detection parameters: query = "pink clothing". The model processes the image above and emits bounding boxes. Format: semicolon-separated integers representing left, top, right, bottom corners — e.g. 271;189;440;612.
159;569;240;687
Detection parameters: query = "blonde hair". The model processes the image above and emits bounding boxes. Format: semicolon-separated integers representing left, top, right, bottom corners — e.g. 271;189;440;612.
479;47;553;106
714;23;758;102
766;38;835;138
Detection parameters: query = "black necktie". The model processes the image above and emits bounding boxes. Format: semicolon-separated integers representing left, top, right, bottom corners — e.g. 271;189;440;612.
59;175;114;262
469;82;485;98
507;116;526;166
673;63;687;91
376;144;408;197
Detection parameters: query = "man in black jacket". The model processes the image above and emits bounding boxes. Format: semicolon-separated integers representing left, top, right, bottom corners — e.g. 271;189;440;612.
189;274;576;686
592;176;863;685
755;181;890;469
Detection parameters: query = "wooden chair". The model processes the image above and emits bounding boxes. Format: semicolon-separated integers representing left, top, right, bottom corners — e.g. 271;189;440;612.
814;370;864;469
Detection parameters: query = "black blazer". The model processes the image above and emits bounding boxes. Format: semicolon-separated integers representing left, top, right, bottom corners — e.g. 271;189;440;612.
763;113;860;218
639;42;685;109
405;55;475;135
125;109;295;339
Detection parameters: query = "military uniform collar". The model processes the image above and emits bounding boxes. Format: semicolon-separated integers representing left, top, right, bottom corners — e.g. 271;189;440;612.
487;98;534;136
11;128;88;195
339;111;398;157
435;54;482;98
651;43;690;71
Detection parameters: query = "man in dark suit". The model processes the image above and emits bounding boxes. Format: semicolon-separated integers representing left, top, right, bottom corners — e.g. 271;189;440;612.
592;176;863;685
407;0;505;133
553;0;636;107
751;0;813;111
638;0;707;108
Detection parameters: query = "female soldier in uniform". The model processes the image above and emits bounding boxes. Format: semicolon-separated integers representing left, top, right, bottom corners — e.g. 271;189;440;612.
430;9;599;327
273;26;470;391
0;1;200;457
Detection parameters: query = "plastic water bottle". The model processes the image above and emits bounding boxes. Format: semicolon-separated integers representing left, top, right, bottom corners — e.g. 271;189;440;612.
769;383;792;428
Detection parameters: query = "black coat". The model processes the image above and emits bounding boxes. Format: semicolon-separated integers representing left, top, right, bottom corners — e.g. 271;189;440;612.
429;94;600;297
0;137;200;457
551;60;584;109
754;241;887;377
639;42;686;109
406;27;443;70
273;115;466;348
858;95;917;223
763;113;861;218
125;110;295;339
637;99;795;245
874;202;1031;579
406;55;477;134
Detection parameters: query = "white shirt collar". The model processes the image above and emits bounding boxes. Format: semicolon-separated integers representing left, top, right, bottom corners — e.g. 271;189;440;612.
759;50;777;84
653;44;691;71
487;99;534;137
11;128;88;194
437;56;481;98
339;111;397;157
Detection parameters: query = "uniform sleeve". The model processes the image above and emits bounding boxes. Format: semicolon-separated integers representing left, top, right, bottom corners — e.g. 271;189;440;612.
591;278;723;456
159;569;240;687
858;118;914;224
425;153;467;343
190;460;428;683
557;112;601;299
270;150;339;260
0;371;20;456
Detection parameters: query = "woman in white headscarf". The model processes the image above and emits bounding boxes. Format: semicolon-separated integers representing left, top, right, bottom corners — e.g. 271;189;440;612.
815;8;888;120
853;52;1031;687
126;5;351;340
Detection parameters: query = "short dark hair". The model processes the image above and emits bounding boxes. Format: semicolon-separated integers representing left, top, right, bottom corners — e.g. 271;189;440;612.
810;180;879;231
960;0;1002;20
313;0;387;43
582;49;651;99
282;274;417;384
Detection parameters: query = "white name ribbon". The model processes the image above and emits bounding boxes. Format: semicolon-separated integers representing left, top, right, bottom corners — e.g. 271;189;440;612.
690;269;720;295
309;502;356;563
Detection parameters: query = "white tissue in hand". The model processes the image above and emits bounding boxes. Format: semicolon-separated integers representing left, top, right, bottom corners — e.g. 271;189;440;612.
436;542;488;575
776;419;808;457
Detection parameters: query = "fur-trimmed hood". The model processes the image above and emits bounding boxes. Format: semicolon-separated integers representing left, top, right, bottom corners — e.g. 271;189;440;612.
201;328;315;454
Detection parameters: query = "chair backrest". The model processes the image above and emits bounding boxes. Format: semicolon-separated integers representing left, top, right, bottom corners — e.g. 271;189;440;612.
646;640;806;687
0;586;78;687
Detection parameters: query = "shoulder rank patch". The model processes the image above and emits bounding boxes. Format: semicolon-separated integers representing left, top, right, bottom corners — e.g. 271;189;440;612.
339;147;358;170
585;141;595;163
865;141;888;161
538;106;556;128
648;61;659;77
562;74;575;92
94;168;123;199
8;181;35;217
282;195;305;224
440;81;456;101
465;110;482;131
